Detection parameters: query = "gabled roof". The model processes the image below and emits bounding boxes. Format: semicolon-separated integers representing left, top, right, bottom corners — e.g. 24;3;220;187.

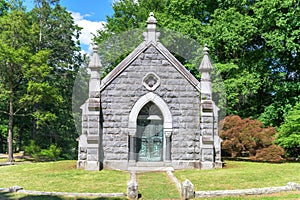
100;40;201;92
100;12;201;92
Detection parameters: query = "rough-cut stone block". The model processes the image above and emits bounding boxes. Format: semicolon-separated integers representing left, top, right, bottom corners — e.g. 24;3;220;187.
181;179;195;200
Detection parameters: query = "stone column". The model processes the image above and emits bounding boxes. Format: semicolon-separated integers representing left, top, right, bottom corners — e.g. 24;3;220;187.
129;135;136;161
165;131;172;162
199;45;215;169
83;44;102;170
128;128;136;166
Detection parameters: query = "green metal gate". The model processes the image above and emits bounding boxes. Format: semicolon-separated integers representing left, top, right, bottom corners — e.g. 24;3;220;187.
137;119;163;162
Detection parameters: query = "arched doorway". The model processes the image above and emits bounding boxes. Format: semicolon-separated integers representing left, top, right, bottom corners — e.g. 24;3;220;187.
128;92;173;164
136;102;163;162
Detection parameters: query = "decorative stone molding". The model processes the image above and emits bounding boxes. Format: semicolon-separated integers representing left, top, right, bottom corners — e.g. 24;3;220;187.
128;92;173;136
165;131;172;137
142;72;160;91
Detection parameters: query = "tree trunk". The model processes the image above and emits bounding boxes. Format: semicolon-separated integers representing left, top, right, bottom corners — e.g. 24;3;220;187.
7;94;14;163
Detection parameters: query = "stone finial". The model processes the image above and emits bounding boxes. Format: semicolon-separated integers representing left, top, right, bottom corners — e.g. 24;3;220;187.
144;12;160;43
199;44;212;73
92;43;98;53
203;44;209;55
147;12;157;24
88;43;101;70
199;44;213;100
88;43;101;98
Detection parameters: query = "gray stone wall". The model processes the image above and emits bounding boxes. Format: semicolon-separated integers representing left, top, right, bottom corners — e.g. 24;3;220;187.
101;45;201;162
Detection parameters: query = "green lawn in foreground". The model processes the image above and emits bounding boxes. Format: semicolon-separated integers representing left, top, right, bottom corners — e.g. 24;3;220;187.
0;160;129;193
1;160;300;199
136;172;180;199
175;161;300;191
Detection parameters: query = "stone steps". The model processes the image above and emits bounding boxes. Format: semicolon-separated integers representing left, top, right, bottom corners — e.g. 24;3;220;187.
128;166;174;172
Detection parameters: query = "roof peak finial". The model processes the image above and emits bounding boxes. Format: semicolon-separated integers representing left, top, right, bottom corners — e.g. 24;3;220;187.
92;43;99;53
144;12;159;42
203;44;209;55
147;12;157;24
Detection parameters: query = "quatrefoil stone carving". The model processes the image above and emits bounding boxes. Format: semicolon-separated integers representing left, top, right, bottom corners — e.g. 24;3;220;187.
142;72;160;91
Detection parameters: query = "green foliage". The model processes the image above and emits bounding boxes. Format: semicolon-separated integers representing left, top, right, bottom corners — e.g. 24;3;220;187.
39;144;61;161
276;102;300;158
24;140;41;157
220;115;284;161
0;0;83;159
96;0;300;127
25;140;61;161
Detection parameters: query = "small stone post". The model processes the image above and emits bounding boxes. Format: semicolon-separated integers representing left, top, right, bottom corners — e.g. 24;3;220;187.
127;172;138;200
181;179;195;200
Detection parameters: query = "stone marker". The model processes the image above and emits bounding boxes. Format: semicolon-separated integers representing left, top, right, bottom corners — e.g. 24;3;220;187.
127;172;138;199
181;179;195;199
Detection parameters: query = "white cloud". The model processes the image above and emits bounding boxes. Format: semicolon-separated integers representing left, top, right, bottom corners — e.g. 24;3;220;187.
71;12;106;53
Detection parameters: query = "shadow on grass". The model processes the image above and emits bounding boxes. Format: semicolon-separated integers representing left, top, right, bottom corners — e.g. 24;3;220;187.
0;192;127;200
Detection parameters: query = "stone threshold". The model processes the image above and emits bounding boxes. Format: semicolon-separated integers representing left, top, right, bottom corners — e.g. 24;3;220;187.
128;166;174;172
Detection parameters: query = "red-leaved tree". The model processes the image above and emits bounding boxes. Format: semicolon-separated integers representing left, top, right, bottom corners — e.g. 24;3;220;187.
219;115;285;162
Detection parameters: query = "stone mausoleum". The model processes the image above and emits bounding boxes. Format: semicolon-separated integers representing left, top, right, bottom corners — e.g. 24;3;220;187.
77;13;222;171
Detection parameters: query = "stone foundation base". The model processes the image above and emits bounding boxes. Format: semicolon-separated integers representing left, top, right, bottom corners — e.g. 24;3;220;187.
101;160;222;171
77;160;86;169
85;161;102;170
201;161;215;170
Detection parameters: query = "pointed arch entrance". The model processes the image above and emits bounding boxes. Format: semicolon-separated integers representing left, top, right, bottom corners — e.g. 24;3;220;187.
136;102;163;161
128;92;173;163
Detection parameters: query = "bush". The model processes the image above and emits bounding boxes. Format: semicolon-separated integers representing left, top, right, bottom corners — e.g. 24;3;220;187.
24;140;41;157
251;144;285;162
24;141;61;161
220;115;284;161
39;145;61;161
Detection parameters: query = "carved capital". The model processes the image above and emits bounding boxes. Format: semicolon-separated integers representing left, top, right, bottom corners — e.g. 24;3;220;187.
165;131;172;137
128;128;136;136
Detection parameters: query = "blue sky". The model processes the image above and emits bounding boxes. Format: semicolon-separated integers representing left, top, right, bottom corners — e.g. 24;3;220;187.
23;0;115;53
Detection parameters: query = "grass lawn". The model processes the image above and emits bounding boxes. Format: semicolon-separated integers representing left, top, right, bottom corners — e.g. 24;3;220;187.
0;160;129;193
0;192;127;200
136;172;180;199
175;160;300;191
1;160;300;199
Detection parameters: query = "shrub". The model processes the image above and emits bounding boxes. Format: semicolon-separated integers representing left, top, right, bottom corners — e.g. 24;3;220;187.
251;145;285;162
39;145;61;161
220;115;284;161
24;141;61;161
24;140;41;157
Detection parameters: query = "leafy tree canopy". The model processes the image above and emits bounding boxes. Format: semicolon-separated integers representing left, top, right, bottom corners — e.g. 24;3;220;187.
276;102;300;158
96;0;300;127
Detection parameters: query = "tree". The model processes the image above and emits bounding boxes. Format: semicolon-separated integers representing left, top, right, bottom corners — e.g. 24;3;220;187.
26;1;83;156
0;5;32;162
219;115;285;162
0;0;9;16
0;0;82;160
96;0;300;128
276;102;300;158
219;115;283;160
